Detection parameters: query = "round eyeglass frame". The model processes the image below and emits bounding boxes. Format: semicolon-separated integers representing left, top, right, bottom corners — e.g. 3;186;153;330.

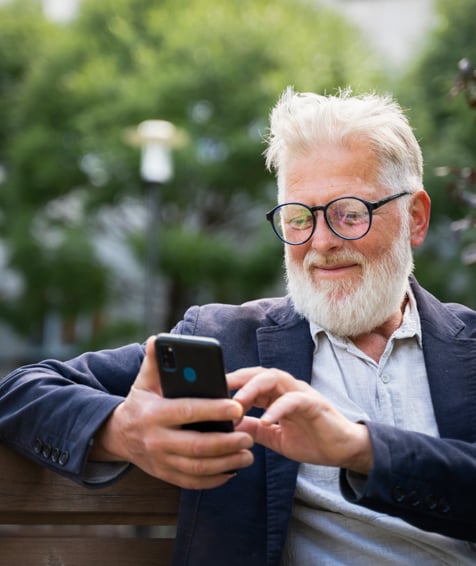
265;191;411;245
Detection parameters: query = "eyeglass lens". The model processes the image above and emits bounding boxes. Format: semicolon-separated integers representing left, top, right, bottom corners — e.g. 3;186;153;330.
275;199;370;243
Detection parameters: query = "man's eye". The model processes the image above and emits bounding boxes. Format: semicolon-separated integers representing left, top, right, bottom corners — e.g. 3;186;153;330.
342;210;367;224
343;211;359;222
288;215;312;229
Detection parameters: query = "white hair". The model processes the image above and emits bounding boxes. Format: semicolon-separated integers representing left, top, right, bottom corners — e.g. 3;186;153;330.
264;87;423;208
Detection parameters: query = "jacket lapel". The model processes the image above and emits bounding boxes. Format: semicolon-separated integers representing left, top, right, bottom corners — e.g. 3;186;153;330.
256;309;314;566
412;279;476;441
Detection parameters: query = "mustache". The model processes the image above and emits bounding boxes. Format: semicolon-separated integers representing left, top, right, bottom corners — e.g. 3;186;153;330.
302;249;367;269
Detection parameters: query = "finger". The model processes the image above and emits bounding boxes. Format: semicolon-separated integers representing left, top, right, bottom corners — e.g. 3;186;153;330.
170;473;233;490
162;468;239;491
156;397;244;428
167;447;254;479
260;390;317;425
145;445;244;490
226;367;265;391
234;415;261;437
153;430;255;490
232;368;304;411
133;336;162;394
235;415;284;454
161;428;253;459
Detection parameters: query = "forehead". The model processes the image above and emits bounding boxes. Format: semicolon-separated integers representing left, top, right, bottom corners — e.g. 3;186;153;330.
283;142;381;202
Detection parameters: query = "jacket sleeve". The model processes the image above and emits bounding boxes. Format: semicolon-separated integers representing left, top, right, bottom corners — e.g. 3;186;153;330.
340;421;476;542
0;343;145;486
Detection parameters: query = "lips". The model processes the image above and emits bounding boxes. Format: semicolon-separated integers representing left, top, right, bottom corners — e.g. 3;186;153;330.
308;260;361;281
315;261;356;270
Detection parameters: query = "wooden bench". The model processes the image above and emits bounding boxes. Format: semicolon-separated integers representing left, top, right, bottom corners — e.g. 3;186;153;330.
0;442;180;565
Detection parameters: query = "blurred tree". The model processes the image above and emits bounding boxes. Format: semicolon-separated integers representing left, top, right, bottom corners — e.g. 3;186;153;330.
0;0;385;351
396;0;476;307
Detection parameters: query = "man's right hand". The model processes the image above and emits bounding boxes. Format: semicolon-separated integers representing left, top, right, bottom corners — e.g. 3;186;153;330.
90;336;254;489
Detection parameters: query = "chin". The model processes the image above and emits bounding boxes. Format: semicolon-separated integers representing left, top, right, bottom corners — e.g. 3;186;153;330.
312;275;360;304
285;245;413;337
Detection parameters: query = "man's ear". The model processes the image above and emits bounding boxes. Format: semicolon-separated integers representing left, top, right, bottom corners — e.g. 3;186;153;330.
409;190;431;248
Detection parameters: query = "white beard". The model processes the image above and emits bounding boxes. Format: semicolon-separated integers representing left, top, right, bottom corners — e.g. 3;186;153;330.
285;224;414;337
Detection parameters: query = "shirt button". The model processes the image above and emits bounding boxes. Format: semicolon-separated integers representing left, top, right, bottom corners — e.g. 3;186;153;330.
381;374;391;384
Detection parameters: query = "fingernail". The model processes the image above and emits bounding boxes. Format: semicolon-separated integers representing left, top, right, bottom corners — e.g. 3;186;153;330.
260;412;273;425
227;401;243;419
239;437;253;449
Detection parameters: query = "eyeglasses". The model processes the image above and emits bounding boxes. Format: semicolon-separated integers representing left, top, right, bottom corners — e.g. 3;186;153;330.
266;191;411;245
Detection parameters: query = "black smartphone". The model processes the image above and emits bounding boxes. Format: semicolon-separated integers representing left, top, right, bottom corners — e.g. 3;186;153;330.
155;333;234;433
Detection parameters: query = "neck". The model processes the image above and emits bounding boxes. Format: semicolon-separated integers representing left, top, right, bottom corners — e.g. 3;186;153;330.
351;297;408;362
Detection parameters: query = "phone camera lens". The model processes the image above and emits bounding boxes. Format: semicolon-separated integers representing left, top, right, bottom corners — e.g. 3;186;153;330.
160;345;176;370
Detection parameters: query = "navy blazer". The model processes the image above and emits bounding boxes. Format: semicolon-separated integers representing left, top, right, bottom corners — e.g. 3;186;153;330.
0;278;475;565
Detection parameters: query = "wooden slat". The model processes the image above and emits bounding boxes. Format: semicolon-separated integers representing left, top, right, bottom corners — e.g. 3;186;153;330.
0;443;180;565
0;443;180;525
0;538;175;566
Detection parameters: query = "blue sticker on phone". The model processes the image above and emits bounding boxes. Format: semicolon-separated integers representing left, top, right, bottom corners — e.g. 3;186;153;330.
183;366;197;383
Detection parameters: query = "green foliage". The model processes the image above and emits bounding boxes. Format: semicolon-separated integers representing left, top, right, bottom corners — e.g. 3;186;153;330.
0;0;385;346
396;0;476;306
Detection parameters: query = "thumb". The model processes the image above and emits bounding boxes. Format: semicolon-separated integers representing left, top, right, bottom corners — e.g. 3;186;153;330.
133;335;162;394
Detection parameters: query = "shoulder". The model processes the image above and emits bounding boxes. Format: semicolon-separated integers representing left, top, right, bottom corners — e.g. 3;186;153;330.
172;296;305;369
176;295;299;335
410;277;476;338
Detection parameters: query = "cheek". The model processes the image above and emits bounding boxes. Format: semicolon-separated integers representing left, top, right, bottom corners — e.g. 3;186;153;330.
353;239;380;259
356;221;399;258
286;244;308;265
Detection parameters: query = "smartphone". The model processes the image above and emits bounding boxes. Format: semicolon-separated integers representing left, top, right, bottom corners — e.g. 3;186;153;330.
155;333;234;433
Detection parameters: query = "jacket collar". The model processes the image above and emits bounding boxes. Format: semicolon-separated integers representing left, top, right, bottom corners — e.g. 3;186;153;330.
410;277;476;441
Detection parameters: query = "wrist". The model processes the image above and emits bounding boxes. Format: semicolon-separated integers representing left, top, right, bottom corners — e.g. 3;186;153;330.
345;423;373;475
90;404;129;462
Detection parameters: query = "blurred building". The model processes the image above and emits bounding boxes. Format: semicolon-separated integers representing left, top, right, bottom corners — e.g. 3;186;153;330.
322;0;436;69
37;0;436;67
42;0;79;22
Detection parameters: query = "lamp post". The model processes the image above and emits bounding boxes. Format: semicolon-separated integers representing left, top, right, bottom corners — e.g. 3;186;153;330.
127;120;183;335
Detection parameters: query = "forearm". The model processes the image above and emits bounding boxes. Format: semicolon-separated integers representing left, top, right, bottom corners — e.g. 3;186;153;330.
341;421;476;541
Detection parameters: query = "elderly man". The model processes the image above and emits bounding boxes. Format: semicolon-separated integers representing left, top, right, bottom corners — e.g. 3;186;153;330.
0;88;475;565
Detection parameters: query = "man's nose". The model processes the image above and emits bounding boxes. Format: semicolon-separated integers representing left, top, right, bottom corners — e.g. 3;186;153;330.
309;213;344;252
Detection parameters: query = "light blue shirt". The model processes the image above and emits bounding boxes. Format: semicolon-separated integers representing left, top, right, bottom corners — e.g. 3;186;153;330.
281;288;475;565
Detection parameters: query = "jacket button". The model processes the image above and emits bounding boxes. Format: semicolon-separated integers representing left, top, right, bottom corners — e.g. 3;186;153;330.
437;497;451;514
33;438;43;454
42;443;52;459
58;451;70;466
51;448;61;463
392;486;406;503
408;490;421;507
424;494;437;510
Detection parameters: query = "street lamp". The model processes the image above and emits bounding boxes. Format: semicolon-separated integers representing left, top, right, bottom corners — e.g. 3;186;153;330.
126;120;185;335
135;120;179;184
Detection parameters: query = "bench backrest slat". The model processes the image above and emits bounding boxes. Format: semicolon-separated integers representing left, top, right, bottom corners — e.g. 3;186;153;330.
0;443;180;564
